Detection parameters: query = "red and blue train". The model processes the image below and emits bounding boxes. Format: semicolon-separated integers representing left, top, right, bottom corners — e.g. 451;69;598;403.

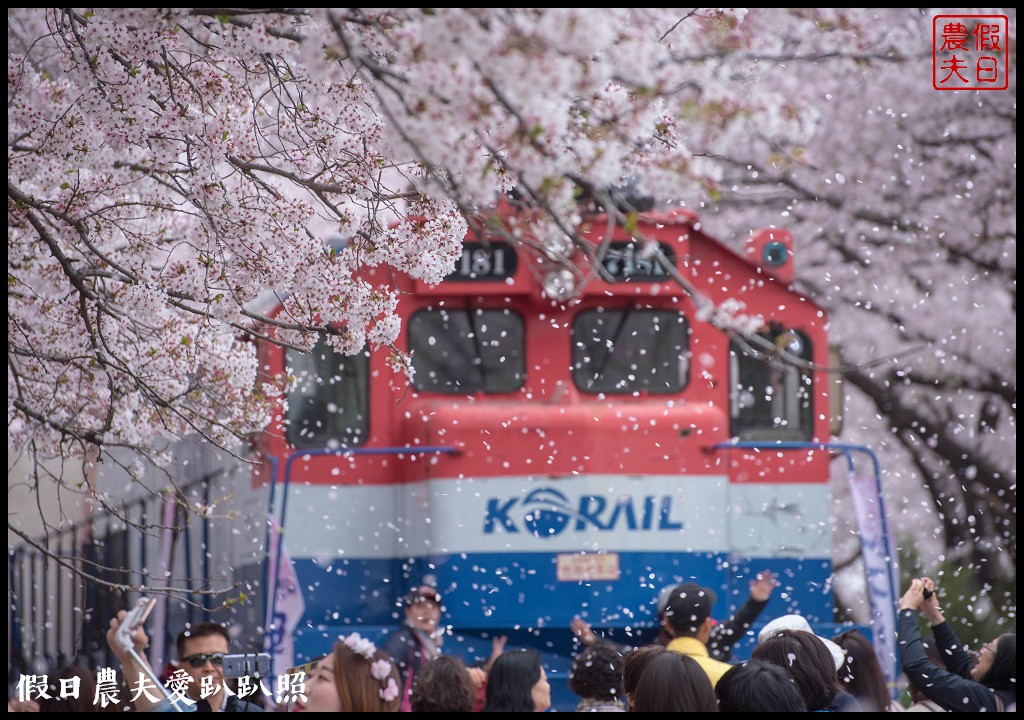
254;200;844;705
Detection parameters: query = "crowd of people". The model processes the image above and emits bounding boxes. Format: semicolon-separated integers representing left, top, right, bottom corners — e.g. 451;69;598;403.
8;573;1016;713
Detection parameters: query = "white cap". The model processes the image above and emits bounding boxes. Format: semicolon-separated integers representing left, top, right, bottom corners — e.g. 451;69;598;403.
757;614;847;672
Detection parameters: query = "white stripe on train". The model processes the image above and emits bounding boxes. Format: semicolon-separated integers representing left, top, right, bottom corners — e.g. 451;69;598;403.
275;475;831;560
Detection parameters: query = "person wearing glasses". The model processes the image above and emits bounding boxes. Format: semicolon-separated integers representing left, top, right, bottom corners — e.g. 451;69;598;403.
174;623;265;712
898;577;1016;713
107;613;264;712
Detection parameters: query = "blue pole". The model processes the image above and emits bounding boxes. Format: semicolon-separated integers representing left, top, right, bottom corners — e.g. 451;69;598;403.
712;440;900;698
263;445;458;654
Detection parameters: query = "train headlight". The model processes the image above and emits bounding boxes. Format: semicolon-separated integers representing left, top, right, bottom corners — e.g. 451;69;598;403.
542;268;577;300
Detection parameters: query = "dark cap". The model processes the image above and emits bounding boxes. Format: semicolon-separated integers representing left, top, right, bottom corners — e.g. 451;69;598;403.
662;582;717;634
403;582;441;607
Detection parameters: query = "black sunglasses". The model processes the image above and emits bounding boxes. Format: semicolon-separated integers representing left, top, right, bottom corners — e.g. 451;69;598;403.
181;653;225;668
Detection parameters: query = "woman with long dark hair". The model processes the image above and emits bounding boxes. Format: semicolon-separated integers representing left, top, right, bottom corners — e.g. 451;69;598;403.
482;648;551;713
628;651;718;713
621;645;668;709
898;577;1016;712
832;628;902;711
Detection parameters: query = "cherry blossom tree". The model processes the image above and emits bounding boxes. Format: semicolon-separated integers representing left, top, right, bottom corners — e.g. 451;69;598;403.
6;7;770;571
695;8;1016;616
8;8;1015;614
7;8;732;466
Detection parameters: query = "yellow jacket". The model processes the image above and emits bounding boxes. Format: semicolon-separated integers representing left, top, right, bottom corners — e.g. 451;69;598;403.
666;636;733;687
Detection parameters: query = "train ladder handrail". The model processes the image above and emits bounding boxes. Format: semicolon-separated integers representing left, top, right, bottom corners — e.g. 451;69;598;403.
261;445;459;667
711;440;901;699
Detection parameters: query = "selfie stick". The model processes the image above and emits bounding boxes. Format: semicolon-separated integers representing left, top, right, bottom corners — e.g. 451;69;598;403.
116;598;189;712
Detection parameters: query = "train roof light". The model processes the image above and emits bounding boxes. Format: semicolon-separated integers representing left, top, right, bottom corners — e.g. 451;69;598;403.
541;268;577;300
542;235;575;262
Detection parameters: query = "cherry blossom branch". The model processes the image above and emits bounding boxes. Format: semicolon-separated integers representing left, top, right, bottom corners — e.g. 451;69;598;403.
9;524;241;600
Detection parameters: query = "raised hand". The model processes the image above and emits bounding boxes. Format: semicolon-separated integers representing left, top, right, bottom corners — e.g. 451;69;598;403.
106;609;150;661
571;617;597;646
899;578;926;611
749;570;779;602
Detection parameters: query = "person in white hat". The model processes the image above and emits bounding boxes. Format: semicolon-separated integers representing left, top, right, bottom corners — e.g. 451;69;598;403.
757;614;847;672
752;628;862;711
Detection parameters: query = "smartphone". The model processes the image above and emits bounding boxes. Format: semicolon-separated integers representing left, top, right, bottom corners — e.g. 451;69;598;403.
116;597;156;652
222;652;273;678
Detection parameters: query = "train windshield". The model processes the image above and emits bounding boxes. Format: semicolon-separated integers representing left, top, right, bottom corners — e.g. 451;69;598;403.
571;309;689;394
285;337;370;448
408;307;525;393
730;327;814;440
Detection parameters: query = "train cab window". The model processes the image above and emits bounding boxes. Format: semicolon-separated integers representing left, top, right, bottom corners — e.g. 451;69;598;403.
730;327;813;440
572;309;689;394
285;337;369;448
408;308;525;393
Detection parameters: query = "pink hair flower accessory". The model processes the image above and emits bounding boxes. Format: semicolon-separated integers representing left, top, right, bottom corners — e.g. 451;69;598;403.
370;659;392;681
341;631;377;660
379;677;400;702
340;631;398;703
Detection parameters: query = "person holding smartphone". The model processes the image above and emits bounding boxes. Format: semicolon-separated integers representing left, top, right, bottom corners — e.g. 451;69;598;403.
107;612;264;712
898;577;1016;713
